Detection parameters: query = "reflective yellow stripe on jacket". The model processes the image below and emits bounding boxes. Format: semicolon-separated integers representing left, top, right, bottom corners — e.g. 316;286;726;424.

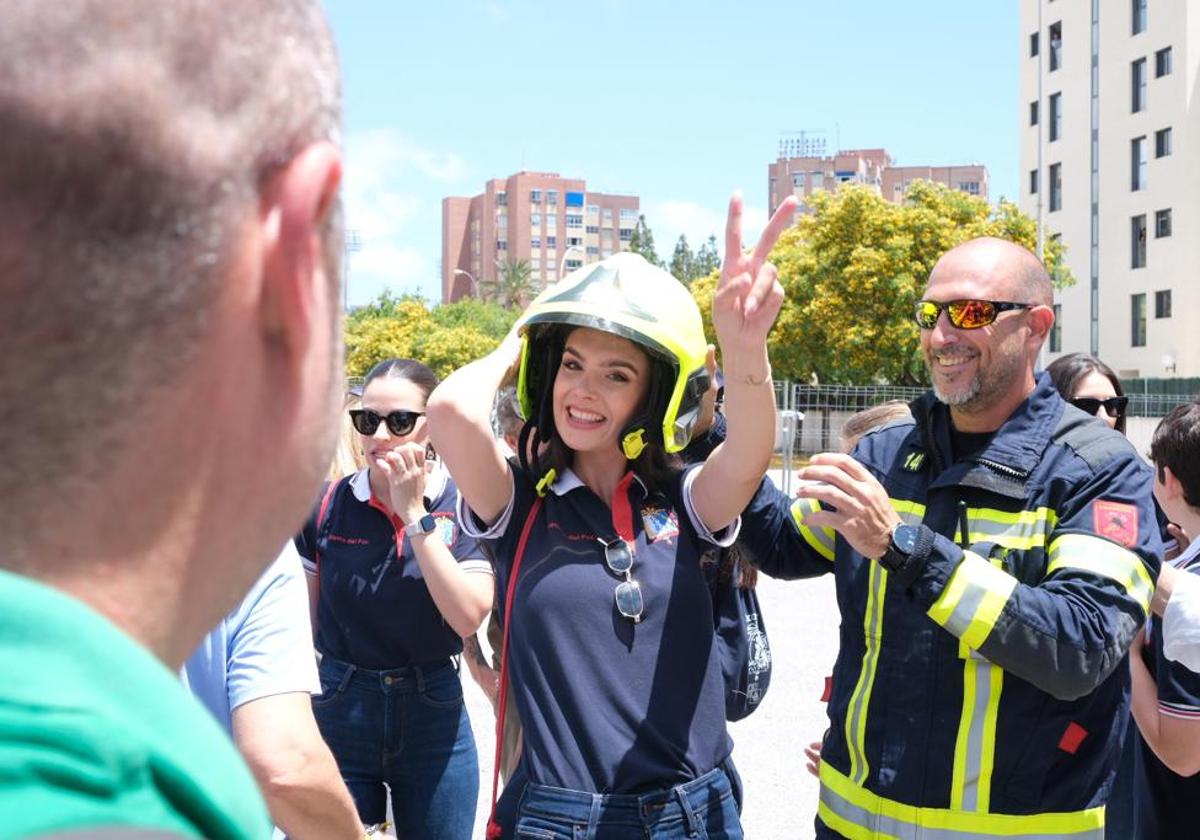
790;497;835;562
1046;533;1153;614
818;761;1105;839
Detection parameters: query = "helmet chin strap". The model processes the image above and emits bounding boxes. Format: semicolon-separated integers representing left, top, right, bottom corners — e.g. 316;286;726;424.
621;427;647;460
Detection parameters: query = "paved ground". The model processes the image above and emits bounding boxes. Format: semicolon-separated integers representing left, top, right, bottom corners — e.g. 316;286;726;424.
461;557;841;837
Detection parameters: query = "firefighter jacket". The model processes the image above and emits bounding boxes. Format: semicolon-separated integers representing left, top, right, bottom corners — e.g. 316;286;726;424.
737;374;1161;839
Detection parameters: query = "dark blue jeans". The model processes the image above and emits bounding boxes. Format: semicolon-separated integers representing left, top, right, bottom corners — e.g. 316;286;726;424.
510;766;742;840
313;656;478;839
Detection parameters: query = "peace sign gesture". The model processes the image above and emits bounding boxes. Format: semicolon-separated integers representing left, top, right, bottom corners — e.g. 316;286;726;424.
712;192;797;371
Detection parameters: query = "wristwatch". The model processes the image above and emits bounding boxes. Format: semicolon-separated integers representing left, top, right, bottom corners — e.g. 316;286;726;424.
405;513;437;535
879;523;931;587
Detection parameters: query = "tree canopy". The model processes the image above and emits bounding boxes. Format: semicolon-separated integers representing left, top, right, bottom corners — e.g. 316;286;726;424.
627;214;663;267
690;181;1073;386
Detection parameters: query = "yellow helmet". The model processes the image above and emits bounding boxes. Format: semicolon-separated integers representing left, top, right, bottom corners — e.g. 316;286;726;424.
516;252;710;459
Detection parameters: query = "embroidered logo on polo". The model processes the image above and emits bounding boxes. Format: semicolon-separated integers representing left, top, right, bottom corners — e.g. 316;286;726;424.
433;514;457;547
641;506;679;543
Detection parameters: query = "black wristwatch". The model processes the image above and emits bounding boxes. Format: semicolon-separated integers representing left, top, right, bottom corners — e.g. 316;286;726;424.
880;523;932;587
405;513;437;535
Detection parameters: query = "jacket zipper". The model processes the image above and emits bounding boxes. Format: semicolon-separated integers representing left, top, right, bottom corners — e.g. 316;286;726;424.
975;457;1029;481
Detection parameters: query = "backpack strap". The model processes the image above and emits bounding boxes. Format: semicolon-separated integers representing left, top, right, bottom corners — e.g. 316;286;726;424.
486;496;544;840
311;477;343;576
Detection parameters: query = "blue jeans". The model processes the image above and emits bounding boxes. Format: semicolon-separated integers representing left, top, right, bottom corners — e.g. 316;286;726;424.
511;766;742;840
313;656;478;839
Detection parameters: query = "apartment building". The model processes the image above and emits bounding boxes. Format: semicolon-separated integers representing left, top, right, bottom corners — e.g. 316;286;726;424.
442;172;639;303
768;145;988;216
1020;0;1198;377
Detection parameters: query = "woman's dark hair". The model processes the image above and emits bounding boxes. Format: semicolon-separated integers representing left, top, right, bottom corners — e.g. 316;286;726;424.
1046;352;1126;434
362;358;440;403
519;325;680;494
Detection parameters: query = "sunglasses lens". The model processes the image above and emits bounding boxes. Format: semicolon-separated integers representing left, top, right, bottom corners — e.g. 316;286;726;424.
385;411;418;436
949;300;997;329
1108;397;1129;416
605;542;633;574
914;301;940;329
1071;398;1101;416
350;410;381;435
614;580;644;621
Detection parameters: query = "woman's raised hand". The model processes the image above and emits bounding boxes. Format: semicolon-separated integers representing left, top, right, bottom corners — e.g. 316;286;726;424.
374;441;428;524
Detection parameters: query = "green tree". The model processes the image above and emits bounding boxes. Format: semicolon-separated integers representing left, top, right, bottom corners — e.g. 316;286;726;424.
481;258;537;309
669;235;694;284
691;181;1073;386
694;234;721;278
627;214;663;267
430;297;517;340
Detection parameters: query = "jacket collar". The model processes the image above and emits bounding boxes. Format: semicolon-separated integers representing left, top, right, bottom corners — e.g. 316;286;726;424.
912;372;1064;497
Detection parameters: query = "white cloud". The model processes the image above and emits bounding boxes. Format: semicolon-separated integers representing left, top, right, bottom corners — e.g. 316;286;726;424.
644;198;769;262
341;130;468;304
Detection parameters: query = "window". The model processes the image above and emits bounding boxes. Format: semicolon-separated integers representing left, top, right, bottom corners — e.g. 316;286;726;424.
1156;127;1172;157
1049;93;1062;141
545;214;557;231
546;236;556;249
497;191;507;207
497;239;507;251
496;212;508;231
530;257;541;269
1131;214;1147;268
602;208;613;224
1156;46;1173;77
530;237;541;249
530;212;542;228
530;189;542;204
1030;101;1039;126
1155;208;1172;238
1030;31;1039;57
1049;22;1062;71
586;204;600;216
586;246;599;256
565;214;583;229
1050;304;1062;353
958;181;980;195
585;225;599;234
1132;0;1147;35
792;172;806;187
1131;136;1147;190
1132;58;1147;112
1030;169;1039;194
1131;293;1147;347
547;190;558;206
1156;290;1172;319
619;208;639;222
1049;163;1062;212
619;228;633;241
565;258;582;270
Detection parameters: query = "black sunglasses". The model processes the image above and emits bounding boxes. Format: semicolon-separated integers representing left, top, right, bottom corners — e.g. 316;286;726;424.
599;538;643;623
349;409;424;437
1070;396;1129;418
914;299;1036;330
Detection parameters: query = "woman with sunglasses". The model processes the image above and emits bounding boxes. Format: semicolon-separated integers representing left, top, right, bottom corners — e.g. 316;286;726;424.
429;195;796;839
1047;351;1128;433
295;358;493;840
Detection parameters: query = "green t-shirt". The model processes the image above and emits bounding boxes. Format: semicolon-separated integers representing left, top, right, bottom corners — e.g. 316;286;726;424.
0;569;271;839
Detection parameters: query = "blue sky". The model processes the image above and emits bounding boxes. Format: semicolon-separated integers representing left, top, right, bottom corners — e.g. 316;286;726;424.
325;1;1018;307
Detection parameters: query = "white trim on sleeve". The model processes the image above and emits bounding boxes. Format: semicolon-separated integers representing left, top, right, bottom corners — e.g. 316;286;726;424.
682;464;740;547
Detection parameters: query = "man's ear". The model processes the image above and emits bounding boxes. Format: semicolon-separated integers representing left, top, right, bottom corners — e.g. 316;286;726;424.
1162;465;1184;502
1027;304;1055;347
259;141;343;346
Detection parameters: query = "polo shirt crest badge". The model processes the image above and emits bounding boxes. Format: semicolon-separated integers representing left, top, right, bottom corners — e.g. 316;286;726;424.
641;506;679;543
433;514;458;547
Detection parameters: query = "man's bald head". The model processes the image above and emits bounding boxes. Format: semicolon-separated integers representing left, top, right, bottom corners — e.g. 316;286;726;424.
928;237;1052;306
0;0;341;556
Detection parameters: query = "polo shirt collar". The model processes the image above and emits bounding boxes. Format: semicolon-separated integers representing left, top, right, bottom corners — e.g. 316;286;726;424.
547;467;647;497
349;460;449;504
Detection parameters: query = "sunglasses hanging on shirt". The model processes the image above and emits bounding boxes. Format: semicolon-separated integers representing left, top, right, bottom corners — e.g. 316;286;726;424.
598;537;643;623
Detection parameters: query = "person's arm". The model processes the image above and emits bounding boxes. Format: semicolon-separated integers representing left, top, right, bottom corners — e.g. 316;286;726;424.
798;444;1160;701
1161;564;1200;672
690;193;796;532
427;332;521;526
231;693;363;840
1130;625;1200;776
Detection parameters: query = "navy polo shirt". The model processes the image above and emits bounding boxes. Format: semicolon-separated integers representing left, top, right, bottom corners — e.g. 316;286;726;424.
460;461;737;794
296;466;490;670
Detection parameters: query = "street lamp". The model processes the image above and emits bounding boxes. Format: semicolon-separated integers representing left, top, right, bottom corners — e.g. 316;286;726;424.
558;244;585;279
452;268;478;300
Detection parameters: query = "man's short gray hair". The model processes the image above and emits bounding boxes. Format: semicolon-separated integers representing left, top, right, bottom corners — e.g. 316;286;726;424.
0;1;341;534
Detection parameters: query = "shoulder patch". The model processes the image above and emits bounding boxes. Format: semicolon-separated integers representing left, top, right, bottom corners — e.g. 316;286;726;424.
1053;406;1136;470
1093;500;1138;547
